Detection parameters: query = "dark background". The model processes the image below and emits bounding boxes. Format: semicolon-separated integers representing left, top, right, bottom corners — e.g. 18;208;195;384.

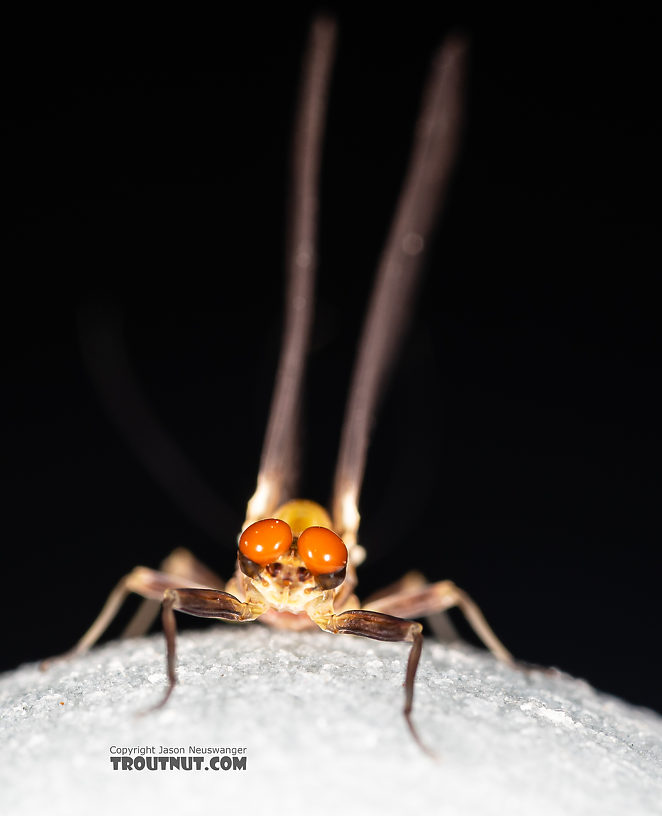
3;8;660;713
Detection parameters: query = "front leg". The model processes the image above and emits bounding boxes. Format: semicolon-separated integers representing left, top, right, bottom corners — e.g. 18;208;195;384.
155;588;265;709
316;610;427;753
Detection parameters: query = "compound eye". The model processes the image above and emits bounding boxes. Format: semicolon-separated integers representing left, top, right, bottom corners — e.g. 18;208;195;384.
297;526;348;575
239;519;293;566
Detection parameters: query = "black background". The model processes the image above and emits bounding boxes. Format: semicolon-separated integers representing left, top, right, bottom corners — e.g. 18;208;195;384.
3;7;660;714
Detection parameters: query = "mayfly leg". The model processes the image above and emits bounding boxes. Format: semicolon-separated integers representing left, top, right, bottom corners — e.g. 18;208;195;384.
154;587;264;710
245;16;338;527
122;548;226;639
40;556;221;669
363;579;514;666
318;610;428;755
332;35;469;557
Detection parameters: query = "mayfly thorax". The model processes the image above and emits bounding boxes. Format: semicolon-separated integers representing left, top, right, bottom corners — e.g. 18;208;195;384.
43;16;516;754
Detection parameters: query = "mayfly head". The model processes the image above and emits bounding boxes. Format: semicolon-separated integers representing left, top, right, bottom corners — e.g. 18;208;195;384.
238;508;348;610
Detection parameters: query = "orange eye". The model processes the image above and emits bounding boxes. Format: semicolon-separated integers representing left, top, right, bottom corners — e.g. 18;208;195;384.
239;519;293;565
297;526;348;575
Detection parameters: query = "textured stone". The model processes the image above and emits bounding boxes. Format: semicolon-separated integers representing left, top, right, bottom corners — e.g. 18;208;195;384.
1;627;661;815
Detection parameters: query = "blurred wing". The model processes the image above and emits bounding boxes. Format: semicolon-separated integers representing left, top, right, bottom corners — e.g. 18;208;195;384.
245;16;338;527
332;35;468;559
78;298;239;543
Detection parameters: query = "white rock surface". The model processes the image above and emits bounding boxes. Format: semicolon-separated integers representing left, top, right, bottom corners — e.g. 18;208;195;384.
1;627;661;816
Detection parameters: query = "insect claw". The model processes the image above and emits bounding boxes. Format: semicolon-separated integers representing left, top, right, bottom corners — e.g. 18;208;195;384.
405;712;439;761
137;684;176;718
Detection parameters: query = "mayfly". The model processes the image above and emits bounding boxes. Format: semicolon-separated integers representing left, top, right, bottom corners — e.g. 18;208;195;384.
44;17;514;751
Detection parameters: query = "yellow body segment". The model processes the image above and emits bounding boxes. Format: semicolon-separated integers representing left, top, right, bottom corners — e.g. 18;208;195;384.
272;499;333;536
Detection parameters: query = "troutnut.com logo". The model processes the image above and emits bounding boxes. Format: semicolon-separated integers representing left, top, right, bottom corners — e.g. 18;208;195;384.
109;745;247;771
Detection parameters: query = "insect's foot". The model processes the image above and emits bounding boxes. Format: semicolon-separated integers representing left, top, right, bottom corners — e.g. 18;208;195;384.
405;712;439;761
137;684;176;717
514;658;560;677
39;649;78;672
